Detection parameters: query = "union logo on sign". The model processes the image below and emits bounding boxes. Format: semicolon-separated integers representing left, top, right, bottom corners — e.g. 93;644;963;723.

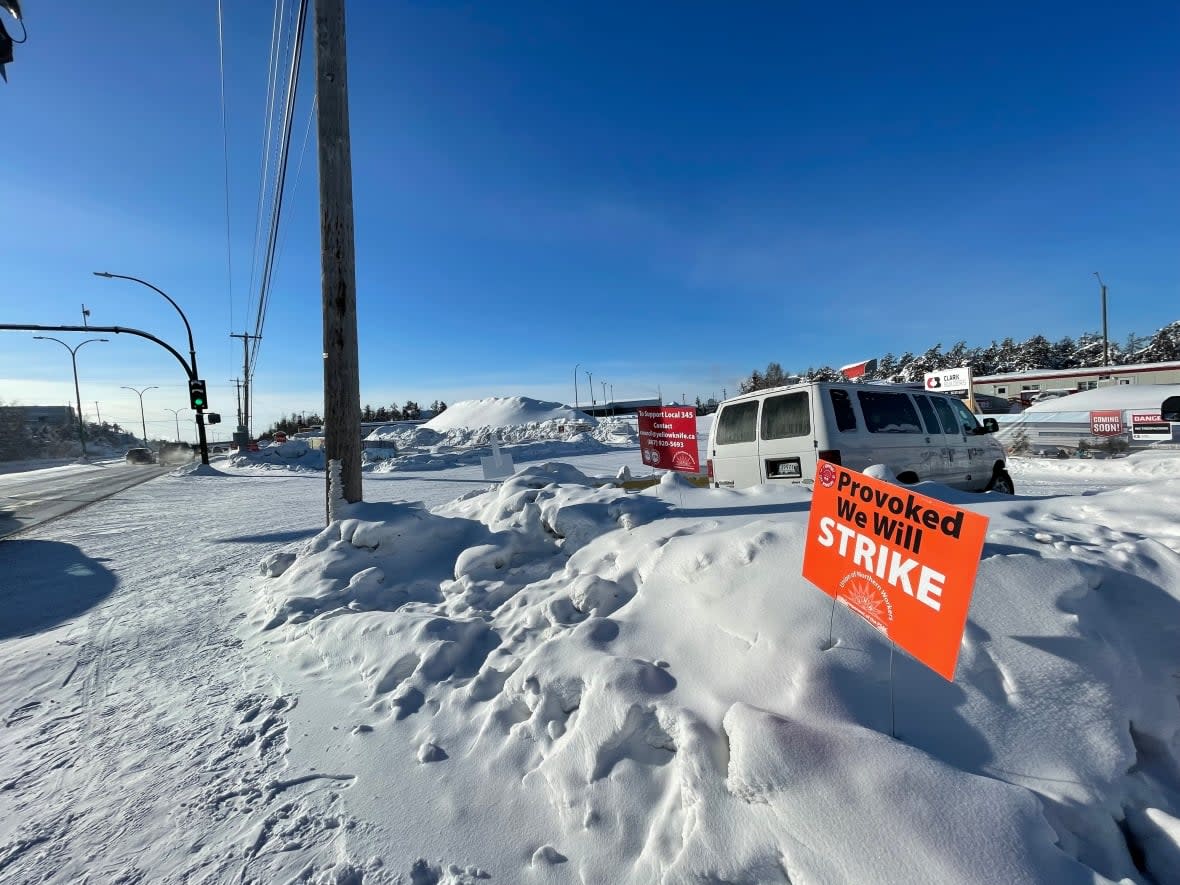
819;462;838;488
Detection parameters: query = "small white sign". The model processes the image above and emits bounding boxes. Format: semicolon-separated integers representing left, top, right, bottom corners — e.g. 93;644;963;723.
923;366;972;394
480;439;516;481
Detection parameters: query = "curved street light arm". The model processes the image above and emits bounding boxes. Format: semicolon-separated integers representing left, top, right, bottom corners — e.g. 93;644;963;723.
6;324;194;379
93;272;198;375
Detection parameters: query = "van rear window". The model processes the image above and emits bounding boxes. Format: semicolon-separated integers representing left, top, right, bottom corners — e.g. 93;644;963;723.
761;392;810;440
856;391;923;434
715;401;758;444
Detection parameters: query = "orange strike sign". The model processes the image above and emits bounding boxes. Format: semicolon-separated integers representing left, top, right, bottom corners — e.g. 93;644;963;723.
802;462;989;681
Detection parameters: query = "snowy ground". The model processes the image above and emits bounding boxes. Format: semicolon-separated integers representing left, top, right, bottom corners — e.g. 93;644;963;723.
2;400;1179;884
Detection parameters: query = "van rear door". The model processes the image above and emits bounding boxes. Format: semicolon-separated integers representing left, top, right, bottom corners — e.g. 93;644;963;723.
757;390;812;482
710;400;761;489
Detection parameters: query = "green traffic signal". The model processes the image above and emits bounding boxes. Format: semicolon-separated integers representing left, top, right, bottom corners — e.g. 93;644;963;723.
189;379;208;411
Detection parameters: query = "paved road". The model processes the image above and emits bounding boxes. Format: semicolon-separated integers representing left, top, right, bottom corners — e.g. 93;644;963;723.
0;462;172;539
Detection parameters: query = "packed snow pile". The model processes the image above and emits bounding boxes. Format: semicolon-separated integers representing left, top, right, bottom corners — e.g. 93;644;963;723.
226;437;325;472
366;418;633;452
1023;383;1180;414
422;396;595;432
249;461;1180;883
224;396;641;476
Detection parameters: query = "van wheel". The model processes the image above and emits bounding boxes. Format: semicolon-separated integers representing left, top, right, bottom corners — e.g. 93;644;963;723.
986;469;1014;494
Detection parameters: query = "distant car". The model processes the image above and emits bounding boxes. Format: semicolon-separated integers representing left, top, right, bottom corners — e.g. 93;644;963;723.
125;448;155;464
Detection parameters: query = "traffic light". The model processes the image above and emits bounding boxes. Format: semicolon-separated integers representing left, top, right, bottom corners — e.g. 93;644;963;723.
188;379;208;411
205;412;221;425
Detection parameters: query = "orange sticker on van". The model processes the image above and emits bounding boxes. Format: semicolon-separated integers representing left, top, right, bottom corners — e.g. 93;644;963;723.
802;464;988;681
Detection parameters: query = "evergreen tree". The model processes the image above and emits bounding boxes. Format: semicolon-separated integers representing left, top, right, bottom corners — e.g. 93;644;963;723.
764;362;787;388
1139;321;1180;362
1017;335;1053;372
739;370;764;394
1049;336;1076;370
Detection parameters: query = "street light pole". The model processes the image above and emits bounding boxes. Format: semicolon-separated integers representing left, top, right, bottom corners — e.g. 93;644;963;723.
586;369;594;408
122;385;158;448
33;336;108;457
165;407;189;442
93;272;209;464
574;363;580;412
1093;272;1109;367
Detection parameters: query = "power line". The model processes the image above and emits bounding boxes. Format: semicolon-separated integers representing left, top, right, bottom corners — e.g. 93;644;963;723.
249;0;309;376
216;0;235;350
245;0;289;332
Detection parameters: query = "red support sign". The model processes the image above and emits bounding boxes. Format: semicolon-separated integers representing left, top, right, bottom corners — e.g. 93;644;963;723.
637;406;699;472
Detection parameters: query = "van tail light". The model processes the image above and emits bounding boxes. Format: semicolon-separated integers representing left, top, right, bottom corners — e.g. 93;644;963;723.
818;449;841;465
706;458;714;479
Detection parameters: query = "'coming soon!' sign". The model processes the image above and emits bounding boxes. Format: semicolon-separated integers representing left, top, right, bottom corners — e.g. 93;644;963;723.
803;463;989;681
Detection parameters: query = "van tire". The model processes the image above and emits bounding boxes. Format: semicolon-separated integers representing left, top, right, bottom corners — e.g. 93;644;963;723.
986;468;1014;494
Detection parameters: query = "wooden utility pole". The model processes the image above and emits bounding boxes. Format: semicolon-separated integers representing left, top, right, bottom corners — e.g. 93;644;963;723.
230;332;260;441
314;0;363;518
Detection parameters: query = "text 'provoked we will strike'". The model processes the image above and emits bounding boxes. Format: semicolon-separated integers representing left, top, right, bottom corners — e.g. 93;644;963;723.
802;462;989;681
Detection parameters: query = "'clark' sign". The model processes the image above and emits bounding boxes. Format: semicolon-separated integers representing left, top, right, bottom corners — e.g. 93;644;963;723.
637;406;699;472
802;463;989;681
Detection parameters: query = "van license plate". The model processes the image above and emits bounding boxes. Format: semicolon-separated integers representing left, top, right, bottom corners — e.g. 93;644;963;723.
766;458;801;479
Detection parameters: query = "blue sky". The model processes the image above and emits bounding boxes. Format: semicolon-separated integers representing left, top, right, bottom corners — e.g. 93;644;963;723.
3;1;1178;440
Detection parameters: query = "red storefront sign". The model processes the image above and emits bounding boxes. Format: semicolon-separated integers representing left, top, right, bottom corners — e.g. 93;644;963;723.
637;406;699;472
1089;410;1123;437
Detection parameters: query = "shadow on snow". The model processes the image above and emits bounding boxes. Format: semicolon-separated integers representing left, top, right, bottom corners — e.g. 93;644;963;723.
0;539;118;640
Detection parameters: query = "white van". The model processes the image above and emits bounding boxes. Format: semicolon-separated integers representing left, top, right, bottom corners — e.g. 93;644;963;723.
706;381;1012;493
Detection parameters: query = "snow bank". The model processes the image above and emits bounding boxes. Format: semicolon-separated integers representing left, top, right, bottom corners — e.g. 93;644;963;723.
248;459;1180;882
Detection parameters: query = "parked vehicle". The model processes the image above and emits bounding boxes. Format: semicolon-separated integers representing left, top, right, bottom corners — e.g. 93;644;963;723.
125;447;155;465
959;392;1015;414
706;381;1012;493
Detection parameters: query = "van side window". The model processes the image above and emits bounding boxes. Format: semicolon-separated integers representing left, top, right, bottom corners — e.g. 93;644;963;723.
856;391;923;434
761;392;810;440
949;398;982;433
912;394;941;435
828;389;858;432
715;401;758;444
930;397;959;435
